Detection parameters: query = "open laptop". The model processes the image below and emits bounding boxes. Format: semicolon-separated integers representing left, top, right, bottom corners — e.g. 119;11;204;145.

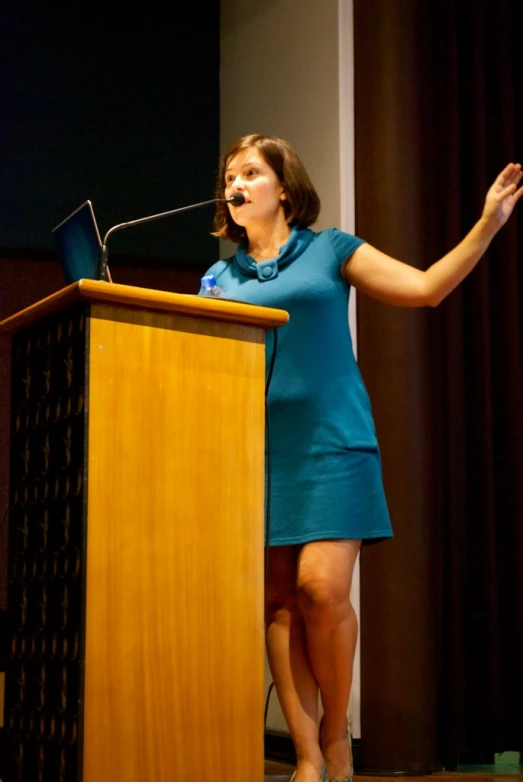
52;200;111;283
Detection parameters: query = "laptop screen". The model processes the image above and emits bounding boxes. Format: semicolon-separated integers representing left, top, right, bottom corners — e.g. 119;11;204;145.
52;200;103;283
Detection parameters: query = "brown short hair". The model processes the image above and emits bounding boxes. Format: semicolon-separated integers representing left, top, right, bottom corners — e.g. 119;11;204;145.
212;134;321;244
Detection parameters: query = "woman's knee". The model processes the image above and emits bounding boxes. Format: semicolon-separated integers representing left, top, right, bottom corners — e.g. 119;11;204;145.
265;545;300;625
265;585;300;626
296;575;352;623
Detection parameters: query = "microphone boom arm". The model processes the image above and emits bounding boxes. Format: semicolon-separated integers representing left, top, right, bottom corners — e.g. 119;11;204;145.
101;197;221;246
97;195;241;282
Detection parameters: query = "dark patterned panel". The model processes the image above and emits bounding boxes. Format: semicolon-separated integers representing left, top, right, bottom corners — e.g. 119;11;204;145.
5;306;88;782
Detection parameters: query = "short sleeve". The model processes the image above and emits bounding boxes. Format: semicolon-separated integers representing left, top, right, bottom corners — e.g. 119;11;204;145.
326;227;365;268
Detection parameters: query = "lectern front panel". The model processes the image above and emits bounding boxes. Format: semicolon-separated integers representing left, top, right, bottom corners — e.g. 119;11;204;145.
4;305;88;781
3;297;266;782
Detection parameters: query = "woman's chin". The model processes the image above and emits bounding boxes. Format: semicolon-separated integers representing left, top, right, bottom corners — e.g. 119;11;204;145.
229;212;249;228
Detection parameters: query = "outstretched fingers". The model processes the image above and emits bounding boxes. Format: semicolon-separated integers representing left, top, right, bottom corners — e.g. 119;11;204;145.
484;162;523;225
496;162;522;189
511;183;523;203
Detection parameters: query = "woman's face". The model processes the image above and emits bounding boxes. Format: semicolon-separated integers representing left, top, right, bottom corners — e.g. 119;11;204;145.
224;146;286;228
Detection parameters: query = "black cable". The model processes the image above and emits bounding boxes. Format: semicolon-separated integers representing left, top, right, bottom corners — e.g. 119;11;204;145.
265;328;278;398
264;681;275;729
264;328;278;585
263;329;279;737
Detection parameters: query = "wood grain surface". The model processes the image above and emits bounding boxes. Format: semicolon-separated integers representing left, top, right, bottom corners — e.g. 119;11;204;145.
82;303;267;781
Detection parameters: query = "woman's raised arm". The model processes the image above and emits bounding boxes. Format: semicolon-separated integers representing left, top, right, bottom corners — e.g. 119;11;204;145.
344;162;523;307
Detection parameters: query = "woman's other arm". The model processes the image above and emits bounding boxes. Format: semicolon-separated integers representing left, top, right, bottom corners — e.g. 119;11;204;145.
344;163;523;307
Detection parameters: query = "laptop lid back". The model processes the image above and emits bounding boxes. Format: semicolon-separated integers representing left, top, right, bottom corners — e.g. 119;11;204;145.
52;200;102;283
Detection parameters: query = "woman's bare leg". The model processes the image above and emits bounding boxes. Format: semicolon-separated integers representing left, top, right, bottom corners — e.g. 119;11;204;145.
297;540;361;780
265;545;324;782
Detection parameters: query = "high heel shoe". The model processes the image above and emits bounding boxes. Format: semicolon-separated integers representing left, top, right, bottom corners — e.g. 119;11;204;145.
289;761;327;782
319;716;353;782
289;767;327;782
288;754;327;781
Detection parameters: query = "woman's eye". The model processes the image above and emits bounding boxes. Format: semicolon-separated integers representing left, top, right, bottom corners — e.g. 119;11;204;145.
247;168;259;177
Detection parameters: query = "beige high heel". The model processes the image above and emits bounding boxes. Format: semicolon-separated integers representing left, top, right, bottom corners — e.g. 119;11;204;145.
319;716;353;782
289;767;328;782
289;762;328;782
288;718;331;782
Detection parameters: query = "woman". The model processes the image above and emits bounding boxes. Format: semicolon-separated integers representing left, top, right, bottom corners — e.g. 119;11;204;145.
201;134;522;782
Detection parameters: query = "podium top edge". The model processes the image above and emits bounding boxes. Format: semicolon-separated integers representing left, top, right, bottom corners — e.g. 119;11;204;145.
0;279;290;334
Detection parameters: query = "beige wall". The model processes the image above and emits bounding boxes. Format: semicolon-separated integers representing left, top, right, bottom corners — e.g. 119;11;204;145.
219;0;361;737
220;0;344;255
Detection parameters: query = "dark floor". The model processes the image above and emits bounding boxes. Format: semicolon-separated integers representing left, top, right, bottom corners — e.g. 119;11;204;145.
264;760;523;782
265;759;294;781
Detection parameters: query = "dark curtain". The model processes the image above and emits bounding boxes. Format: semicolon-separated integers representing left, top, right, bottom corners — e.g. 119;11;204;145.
354;0;523;772
427;0;523;762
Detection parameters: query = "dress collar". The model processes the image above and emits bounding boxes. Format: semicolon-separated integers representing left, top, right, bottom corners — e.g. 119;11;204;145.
233;226;314;281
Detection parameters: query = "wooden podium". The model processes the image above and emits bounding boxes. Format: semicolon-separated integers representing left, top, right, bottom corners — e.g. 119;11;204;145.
0;280;289;782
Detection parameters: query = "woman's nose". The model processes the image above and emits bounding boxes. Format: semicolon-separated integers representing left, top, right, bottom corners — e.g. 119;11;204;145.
230;175;245;190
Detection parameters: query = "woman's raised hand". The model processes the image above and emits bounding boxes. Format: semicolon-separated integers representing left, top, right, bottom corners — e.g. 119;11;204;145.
482;162;523;229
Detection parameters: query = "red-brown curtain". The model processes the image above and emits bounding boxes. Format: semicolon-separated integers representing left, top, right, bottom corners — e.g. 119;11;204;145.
354;0;523;772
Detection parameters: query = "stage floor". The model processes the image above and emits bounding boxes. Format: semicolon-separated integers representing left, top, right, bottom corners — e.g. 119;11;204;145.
264;761;523;782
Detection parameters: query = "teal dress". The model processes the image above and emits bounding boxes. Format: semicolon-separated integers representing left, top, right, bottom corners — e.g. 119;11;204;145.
201;226;393;546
